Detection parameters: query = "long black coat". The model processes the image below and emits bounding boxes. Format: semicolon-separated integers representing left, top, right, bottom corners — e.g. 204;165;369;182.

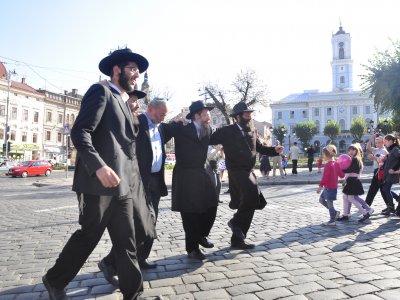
164;122;218;213
136;113;169;197
210;124;279;210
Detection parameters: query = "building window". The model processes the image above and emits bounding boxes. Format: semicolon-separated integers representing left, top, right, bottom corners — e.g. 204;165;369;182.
58;114;63;124
327;107;332;116
57;132;62;143
33;133;38;143
34;111;39;123
10;130;16;141
71;114;75;124
339;42;344;59
314;108;319;117
340;76;345;84
46;111;52;122
0;129;3;139
22;132;27;142
290;111;294;119
352;106;358;115
11;107;17;120
277;112;282;119
315;120;320;133
23;109;28;121
46;131;51;141
302;110;308;118
66;114;70;124
365;106;371;114
0;105;5;116
339;119;346;131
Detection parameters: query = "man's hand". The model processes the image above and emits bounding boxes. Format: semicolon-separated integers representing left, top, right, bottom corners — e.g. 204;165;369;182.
96;166;121;188
316;186;322;194
275;146;283;154
389;169;396;174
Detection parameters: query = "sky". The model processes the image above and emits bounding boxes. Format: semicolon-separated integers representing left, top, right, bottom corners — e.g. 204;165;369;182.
1;0;400;121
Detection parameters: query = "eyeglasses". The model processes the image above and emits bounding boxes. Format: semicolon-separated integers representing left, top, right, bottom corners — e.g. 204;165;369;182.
124;66;140;73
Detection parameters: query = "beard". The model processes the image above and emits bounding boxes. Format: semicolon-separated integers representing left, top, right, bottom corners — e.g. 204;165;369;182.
118;71;133;92
238;116;253;132
195;119;210;139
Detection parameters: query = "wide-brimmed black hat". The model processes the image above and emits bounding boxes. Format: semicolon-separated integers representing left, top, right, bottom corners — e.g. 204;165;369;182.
229;102;254;117
127;89;146;99
99;48;149;76
185;100;214;119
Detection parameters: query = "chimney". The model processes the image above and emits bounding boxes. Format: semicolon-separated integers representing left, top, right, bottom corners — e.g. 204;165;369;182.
21;78;26;84
72;89;78;97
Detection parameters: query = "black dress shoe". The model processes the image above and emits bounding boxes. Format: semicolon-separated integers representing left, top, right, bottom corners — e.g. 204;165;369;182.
139;259;158;269
199;237;214;248
187;249;206;260
231;240;255;250
227;220;245;240
98;259;119;287
42;275;68;300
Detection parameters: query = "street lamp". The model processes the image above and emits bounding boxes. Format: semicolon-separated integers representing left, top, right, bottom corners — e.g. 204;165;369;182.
4;69;17;159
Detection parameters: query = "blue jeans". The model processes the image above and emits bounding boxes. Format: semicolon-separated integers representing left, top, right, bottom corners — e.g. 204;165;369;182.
319;188;338;222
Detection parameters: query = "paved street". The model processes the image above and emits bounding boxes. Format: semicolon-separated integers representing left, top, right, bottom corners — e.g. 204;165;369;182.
1;173;400;299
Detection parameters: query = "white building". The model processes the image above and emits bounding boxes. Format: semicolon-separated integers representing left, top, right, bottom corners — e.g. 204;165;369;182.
270;25;390;154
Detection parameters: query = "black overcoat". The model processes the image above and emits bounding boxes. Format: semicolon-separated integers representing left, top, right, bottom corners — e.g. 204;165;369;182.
210;124;279;210
164;122;218;213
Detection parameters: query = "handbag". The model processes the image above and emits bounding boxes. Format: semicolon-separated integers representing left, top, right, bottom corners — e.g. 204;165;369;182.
377;167;384;182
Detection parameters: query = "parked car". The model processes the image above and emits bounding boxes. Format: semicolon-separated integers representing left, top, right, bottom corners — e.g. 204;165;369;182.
8;160;52;178
0;161;17;175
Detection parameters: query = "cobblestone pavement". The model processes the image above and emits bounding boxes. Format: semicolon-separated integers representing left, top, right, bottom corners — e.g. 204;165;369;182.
1;180;400;299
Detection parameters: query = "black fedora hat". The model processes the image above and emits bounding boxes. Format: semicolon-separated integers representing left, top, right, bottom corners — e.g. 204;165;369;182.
229;102;254;117
99;48;149;76
186;100;214;119
127;89;146;99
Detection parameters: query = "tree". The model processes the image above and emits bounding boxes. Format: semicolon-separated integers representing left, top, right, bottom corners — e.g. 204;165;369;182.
350;116;367;142
377;117;393;135
203;69;269;124
361;40;400;113
294;121;318;149
273;124;286;145
323;121;341;145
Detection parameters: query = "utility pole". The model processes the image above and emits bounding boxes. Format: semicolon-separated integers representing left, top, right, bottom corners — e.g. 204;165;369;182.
4;68;17;159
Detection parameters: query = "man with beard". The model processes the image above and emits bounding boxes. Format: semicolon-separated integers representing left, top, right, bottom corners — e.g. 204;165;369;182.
42;48;148;300
164;100;218;260
210;102;283;249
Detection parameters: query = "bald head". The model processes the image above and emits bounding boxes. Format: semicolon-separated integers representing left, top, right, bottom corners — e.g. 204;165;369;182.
147;99;168;124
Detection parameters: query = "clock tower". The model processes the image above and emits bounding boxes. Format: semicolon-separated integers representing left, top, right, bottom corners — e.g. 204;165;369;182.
331;24;353;92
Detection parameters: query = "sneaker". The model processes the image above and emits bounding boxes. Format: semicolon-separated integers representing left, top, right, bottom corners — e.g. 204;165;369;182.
335;211;341;220
336;215;349;221
358;213;371;222
322;221;336;226
368;208;374;215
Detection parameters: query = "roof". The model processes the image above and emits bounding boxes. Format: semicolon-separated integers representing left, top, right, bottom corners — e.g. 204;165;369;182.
0;62;7;79
11;80;44;96
335;26;346;35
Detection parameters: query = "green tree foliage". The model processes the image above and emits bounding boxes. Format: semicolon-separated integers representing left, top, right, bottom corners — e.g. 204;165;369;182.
361;40;400;113
294;121;318;149
273;124;286;145
350;116;367;142
323;121;341;144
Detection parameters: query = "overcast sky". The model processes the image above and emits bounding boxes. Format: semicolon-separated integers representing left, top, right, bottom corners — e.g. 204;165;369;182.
1;0;399;120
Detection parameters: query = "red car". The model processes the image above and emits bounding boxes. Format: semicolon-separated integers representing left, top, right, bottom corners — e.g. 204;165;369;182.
9;160;53;178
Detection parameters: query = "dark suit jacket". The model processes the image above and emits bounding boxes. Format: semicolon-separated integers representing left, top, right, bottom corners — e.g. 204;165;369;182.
136;113;169;197
210;124;279;209
164;122;218;213
71;83;141;197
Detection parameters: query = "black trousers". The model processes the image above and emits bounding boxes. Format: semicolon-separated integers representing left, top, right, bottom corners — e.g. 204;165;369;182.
292;160;298;174
307;158;314;172
365;169;389;206
45;193;142;300
180;206;218;253
105;174;161;265
230;207;255;243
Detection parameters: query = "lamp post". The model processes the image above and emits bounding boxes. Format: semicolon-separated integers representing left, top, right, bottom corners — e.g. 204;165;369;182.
4;69;17;159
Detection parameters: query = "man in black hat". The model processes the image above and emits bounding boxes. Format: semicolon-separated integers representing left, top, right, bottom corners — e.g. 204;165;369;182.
42;48;148;300
163;100;219;260
210;102;283;249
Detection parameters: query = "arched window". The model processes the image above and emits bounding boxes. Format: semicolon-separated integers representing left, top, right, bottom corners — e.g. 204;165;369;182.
339;119;345;131
339;42;344;59
71;114;75;124
340;76;345;84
